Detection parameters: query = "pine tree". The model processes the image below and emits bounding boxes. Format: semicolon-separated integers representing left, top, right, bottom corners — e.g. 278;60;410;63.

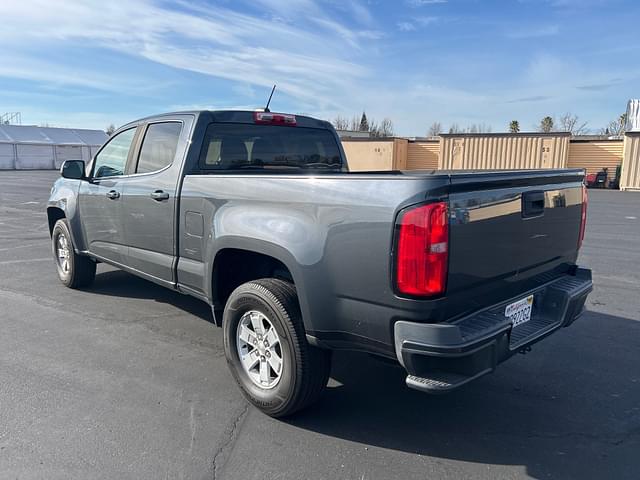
359;112;369;132
509;120;520;133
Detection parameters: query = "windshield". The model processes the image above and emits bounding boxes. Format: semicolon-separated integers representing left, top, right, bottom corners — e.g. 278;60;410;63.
200;123;342;171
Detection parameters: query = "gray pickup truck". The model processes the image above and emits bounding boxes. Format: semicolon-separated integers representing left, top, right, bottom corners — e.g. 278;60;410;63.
47;110;592;417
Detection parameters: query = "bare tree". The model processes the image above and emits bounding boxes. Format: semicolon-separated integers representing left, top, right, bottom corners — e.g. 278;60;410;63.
600;113;627;136
332;116;350;131
558;113;588;135
349;115;360;131
378;118;394;137
427;122;442;137
509;120;520;133
448;123;462;134
538;116;554;133
468;123;492;133
106;124;116;136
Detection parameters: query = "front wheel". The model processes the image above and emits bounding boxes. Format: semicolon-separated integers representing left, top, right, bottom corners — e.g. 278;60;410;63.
51;219;96;288
223;278;331;417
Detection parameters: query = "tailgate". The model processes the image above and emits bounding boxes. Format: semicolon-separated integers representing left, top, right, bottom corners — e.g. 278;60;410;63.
445;169;585;315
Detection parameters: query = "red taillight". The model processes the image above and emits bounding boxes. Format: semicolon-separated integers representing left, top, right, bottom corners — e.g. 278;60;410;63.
395;202;449;297
578;184;588;249
253;111;296;126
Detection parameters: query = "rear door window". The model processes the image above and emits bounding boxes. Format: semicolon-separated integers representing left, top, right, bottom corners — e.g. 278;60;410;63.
136;122;182;174
200;124;342;171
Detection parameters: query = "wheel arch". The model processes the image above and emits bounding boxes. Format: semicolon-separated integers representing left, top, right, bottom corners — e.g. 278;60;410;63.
47;206;66;236
208;240;310;329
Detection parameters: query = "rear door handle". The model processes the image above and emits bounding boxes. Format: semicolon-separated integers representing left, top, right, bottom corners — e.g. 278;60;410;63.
150;190;170;201
106;190;120;200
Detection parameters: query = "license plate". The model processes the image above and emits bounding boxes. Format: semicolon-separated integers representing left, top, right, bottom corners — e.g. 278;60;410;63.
505;295;534;327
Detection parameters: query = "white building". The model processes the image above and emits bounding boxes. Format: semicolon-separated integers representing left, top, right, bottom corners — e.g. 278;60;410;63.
0;125;108;170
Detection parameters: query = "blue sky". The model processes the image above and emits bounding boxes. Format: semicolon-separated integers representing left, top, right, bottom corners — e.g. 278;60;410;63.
0;0;638;135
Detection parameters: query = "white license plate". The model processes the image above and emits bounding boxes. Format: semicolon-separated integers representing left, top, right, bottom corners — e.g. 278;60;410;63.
505;295;534;327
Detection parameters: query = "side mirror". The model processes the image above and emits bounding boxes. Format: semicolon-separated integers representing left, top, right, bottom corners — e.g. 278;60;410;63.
60;160;86;180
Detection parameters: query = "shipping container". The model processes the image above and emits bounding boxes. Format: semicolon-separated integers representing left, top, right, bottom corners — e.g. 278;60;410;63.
620;132;640;191
340;138;408;171
439;133;570;170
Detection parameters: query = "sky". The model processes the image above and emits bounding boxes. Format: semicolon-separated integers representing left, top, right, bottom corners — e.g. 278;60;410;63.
0;0;638;136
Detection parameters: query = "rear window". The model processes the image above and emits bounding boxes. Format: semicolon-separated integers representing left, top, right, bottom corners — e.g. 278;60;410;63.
200;123;342;171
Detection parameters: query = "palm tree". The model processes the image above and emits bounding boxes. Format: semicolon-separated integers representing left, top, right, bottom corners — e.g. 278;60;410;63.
539;116;554;133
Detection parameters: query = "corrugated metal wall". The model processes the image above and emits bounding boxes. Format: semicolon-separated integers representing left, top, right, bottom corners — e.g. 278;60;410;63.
393;139;408;170
407;141;439;170
0;143;15;169
341;138;408;171
568;140;623;175
341;139;396;171
620;133;640;191
439;133;570;170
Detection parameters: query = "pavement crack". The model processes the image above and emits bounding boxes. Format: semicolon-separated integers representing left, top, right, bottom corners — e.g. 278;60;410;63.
211;403;249;480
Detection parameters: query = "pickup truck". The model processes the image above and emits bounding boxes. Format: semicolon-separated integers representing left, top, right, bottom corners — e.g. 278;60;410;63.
47;110;593;417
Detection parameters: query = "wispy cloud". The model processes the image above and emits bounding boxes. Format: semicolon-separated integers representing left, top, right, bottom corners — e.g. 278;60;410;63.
506;95;554;104
397;16;439;31
406;0;447;6
576;78;623;91
0;0;375;109
506;24;559;39
397;22;416;31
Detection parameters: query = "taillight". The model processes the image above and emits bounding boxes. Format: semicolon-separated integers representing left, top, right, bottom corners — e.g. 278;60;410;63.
578;184;588;249
395;202;449;297
253;111;296;126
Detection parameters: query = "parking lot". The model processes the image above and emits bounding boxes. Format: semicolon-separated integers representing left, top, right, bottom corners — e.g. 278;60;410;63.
0;170;638;480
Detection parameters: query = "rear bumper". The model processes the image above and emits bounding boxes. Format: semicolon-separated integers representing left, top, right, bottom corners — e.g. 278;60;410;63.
394;268;593;393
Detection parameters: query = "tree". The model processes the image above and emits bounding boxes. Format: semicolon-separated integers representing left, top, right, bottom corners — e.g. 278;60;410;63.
509;120;520;133
538;116;554;133
106;124;116;136
601;113;627;136
448;123;462;134
558;113;588;135
359;112;369;132
332;116;350;131
378;118;395;137
427;122;442;137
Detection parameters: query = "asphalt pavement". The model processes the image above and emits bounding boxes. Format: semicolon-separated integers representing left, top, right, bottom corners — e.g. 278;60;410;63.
0;170;638;480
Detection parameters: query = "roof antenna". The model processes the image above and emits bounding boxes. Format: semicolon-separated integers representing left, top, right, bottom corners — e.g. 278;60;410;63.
264;84;276;112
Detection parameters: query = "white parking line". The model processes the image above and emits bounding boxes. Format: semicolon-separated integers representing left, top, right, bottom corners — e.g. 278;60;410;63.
0;257;50;265
0;242;49;252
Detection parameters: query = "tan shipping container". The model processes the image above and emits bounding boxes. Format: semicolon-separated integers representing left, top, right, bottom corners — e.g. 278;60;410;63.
620;132;640;191
341;138;408;171
407;140;439;170
439;133;570;170
568;139;623;175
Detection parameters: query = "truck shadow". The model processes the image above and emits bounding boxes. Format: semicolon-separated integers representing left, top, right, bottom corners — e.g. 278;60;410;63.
288;311;640;479
83;270;639;478
86;269;214;323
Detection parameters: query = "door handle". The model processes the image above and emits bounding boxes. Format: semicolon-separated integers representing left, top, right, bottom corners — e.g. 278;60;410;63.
522;191;545;218
106;190;120;200
150;190;170;201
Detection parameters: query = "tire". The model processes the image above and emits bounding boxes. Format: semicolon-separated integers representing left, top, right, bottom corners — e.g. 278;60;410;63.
223;278;332;417
51;219;96;289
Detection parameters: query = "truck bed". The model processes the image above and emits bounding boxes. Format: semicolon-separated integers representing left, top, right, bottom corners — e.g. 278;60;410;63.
177;168;585;357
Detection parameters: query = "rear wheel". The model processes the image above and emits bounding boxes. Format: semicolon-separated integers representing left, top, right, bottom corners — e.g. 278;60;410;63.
223;278;331;417
52;219;96;288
